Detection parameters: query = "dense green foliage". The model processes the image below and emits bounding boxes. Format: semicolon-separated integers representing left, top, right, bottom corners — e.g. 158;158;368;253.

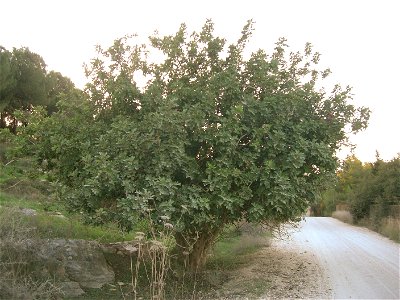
321;154;400;221
0;46;78;132
22;21;370;267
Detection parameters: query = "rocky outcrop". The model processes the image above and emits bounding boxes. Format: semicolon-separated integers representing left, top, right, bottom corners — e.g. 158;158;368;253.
101;241;141;256
31;239;115;297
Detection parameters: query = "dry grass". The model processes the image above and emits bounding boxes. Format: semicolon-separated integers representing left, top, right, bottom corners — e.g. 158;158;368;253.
333;210;399;243
0;207;62;299
231;234;271;255
380;217;400;242
207;224;271;271
332;210;354;224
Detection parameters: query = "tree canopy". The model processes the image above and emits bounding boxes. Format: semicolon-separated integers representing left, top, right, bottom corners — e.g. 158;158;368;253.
28;20;370;268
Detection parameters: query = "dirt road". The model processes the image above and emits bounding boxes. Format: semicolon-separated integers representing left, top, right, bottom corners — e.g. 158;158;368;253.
285;217;400;299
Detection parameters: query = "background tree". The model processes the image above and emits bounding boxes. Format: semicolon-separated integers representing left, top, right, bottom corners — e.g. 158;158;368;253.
338;155;369;199
0;47;78;132
45;70;78;115
8;47;48;132
30;20;370;269
0;46;16;128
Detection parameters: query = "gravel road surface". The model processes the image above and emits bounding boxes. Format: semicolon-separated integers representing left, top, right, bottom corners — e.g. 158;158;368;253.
286;217;400;299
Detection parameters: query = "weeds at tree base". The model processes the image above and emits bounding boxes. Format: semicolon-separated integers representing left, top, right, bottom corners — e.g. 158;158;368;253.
100;223;271;300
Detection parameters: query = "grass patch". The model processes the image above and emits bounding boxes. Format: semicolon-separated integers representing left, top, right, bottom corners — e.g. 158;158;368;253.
200;225;272;299
206;224;271;270
24;214;136;243
0;205;136;243
0;191;63;213
0;193;136;243
0;193;137;243
354;215;399;243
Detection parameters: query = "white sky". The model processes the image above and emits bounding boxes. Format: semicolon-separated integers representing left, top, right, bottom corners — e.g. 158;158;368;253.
1;0;399;163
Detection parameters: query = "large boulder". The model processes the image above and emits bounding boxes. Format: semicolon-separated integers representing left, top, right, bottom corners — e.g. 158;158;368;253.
32;239;115;297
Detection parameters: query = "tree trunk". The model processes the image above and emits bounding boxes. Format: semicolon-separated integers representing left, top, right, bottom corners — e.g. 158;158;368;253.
10;116;18;134
0;112;7;129
175;226;223;271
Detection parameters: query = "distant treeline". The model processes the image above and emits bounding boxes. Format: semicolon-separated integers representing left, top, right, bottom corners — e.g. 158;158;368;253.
319;153;400;222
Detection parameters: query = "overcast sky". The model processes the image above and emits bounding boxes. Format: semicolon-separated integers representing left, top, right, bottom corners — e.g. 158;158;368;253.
1;0;399;162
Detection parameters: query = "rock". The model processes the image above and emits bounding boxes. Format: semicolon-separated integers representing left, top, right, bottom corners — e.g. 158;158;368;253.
49;211;67;219
20;208;37;216
59;281;85;297
101;241;142;256
30;239;115;296
1;236;115;298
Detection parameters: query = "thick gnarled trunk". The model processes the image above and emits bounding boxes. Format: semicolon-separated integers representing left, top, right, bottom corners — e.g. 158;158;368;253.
175;226;223;271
